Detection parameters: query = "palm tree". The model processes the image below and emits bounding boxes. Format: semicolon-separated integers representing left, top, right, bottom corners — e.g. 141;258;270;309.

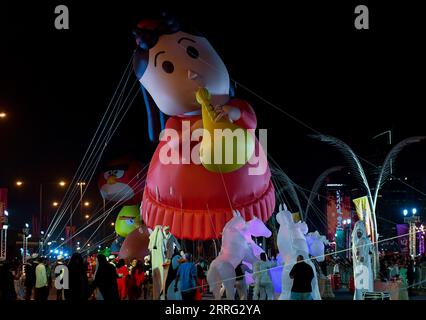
310;134;425;279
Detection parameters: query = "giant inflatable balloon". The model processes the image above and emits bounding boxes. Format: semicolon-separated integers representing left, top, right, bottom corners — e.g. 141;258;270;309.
115;205;141;237
98;156;145;205
118;225;150;261
98;156;146;254
133;15;275;240
275;204;321;300
206;210;271;300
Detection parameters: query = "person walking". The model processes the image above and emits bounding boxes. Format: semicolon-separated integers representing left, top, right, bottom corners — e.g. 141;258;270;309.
34;257;49;301
128;260;145;300
142;255;152;299
234;262;252;300
116;259;129;300
0;262;17;301
91;254;119;300
289;255;314;300
174;254;197;301
24;255;37;300
64;253;89;301
53;255;65;300
253;253;276;300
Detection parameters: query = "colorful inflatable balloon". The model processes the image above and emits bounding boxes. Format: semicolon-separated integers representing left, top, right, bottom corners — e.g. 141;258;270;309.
133;15;275;240
98;156;145;205
118;225;150;261
115;205;141;237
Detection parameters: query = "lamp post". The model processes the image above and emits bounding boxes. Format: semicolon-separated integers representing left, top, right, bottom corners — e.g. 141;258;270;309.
0;210;8;261
403;208;420;257
22;223;30;266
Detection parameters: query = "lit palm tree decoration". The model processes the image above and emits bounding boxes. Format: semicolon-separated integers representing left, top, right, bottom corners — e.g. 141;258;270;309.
372;136;426;211
305;166;345;220
310;134;426;278
269;158;303;218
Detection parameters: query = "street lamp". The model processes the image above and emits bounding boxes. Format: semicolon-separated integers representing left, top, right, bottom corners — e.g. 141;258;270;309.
52;201;59;207
404;208;420;257
84;201;90;207
85;214;90;219
59;181;66;187
16;181;23;187
0;112;6;118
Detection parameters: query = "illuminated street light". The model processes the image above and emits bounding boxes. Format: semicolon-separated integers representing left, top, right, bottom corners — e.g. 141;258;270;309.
60;237;65;241
111;222;115;226
85;214;90;219
403;209;408;216
0;112;6;118
84;201;90;207
40;231;44;235
413;208;417;215
4;210;8;217
52;201;59;207
25;223;29;228
59;181;66;187
16;181;23;187
77;182;86;186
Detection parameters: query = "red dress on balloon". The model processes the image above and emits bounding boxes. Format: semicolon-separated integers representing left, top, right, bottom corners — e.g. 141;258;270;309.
141;99;275;240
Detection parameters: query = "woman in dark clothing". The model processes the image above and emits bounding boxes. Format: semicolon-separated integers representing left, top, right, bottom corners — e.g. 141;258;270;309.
91;254;119;300
64;253;89;301
127;260;145;300
0;262;17;301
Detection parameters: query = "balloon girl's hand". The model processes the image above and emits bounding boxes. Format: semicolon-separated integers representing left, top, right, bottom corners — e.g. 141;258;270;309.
195;87;211;107
214;105;241;123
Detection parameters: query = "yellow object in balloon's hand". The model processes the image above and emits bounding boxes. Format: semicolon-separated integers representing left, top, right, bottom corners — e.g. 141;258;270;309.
195;88;255;173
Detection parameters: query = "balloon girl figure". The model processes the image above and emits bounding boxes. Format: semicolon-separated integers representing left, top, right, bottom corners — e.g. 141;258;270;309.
132;13;275;249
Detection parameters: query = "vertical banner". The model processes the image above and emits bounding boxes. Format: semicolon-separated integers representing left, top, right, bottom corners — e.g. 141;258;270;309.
352;196;373;237
65;226;76;240
0;188;8;228
326;189;351;241
396;224;409;255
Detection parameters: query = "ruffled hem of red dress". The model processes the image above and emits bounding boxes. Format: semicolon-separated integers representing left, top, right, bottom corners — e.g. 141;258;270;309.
141;181;275;240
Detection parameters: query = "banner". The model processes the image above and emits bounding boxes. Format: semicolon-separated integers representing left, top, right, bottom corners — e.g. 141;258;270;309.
0;188;8;228
326;190;351;240
65;225;76;240
352;196;373;237
396;224;409;255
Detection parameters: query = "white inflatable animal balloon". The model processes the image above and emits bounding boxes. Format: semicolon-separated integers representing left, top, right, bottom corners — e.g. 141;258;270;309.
276;204;321;300
207;210;272;300
306;231;328;263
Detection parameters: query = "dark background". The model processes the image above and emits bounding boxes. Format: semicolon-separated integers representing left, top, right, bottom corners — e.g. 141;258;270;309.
0;1;425;238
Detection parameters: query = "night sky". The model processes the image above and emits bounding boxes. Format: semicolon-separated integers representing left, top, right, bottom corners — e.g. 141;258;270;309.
1;1;425;236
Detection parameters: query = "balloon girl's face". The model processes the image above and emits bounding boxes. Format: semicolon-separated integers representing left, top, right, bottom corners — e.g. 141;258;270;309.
137;30;230;116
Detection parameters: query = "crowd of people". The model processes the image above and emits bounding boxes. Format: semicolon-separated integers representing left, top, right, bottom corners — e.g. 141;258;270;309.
0;249;210;301
3;247;426;301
